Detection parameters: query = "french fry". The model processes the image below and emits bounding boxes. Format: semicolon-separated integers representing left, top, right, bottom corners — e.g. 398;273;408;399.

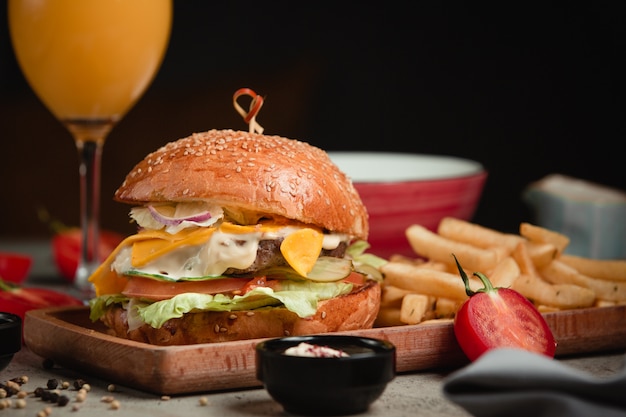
381;261;469;300
386;256;449;271
511;241;538;276
559;254;626;282
434;297;462;318
400;293;435;325
380;285;414;308
520;222;570;255
511;273;595;309
437;217;523;253
594;299;618;308
419;318;454;326
536;305;561;313
388;254;425;265
510;242;596;308
525;241;559;268
488;256;520;288
406;224;501;272
417;260;450;271
374;306;404;327
539;260;626;302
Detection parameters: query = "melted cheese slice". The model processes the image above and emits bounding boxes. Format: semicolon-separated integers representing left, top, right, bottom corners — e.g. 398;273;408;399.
131;228;216;267
280;227;324;276
89;221;333;296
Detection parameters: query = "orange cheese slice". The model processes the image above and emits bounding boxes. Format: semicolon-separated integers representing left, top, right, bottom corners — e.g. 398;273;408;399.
280;227;324;277
89;228;215;296
89;232;152;296
131;227;215;267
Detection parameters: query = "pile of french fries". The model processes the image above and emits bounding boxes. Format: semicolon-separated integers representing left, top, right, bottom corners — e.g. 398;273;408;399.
375;217;626;327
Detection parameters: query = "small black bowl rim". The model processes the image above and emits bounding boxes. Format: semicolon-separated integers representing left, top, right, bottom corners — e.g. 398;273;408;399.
256;334;395;360
0;312;22;357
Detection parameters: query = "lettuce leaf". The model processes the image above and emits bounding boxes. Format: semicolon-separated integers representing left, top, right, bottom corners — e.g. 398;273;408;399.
89;280;353;329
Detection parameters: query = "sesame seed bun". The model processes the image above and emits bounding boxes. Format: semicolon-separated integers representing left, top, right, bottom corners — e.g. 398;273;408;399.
100;280;381;346
114;129;368;239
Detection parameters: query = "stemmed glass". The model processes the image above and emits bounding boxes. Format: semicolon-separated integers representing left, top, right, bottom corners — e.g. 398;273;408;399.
8;0;172;297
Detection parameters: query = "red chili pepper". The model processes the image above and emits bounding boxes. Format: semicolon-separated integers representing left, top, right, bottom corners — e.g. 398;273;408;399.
52;228;124;282
452;254;557;361
0;252;33;284
0;279;83;322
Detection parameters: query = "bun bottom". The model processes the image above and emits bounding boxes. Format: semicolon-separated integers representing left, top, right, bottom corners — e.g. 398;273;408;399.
99;281;381;346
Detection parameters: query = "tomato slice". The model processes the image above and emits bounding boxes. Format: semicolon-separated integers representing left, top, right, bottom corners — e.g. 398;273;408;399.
454;288;556;361
452;255;556;361
122;276;254;301
343;271;367;285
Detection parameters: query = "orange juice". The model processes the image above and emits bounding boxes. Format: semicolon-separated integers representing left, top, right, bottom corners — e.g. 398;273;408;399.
8;0;172;122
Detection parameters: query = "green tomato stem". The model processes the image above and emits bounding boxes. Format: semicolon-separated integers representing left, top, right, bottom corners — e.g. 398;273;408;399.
452;254;496;297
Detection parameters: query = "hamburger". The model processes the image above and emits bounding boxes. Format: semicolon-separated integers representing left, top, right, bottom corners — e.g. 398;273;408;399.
88;129;384;345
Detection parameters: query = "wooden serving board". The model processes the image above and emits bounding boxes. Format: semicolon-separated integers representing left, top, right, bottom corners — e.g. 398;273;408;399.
24;305;626;395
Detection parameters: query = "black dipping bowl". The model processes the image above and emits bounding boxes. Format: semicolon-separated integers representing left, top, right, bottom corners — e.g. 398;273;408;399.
256;335;396;416
0;312;22;371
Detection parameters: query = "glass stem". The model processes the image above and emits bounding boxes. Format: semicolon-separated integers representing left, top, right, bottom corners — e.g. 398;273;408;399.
65;119;114;298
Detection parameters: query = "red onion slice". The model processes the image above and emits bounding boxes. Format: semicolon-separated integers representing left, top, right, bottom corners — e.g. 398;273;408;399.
148;205;212;226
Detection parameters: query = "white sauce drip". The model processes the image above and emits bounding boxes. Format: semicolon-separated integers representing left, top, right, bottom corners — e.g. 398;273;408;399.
113;227;349;280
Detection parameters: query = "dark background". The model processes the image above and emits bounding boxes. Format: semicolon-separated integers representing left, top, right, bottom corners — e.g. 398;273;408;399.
1;2;624;239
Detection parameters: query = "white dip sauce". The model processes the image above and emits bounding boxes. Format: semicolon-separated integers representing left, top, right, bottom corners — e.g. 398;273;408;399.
284;342;349;358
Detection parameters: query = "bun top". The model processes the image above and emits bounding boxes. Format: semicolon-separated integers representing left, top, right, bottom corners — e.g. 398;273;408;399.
114;129;368;239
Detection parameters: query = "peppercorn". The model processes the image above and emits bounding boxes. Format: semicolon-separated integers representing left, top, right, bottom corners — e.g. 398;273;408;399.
74;379;87;390
10;376;28;385
0;382;18;397
47;378;59;389
57;394;70;406
48;391;59;403
40;390;52;402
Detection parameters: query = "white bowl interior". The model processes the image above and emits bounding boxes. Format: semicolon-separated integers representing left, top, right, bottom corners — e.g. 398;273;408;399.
328;152;484;183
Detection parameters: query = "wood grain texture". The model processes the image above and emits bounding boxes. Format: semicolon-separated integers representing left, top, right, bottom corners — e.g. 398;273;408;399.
24;305;626;395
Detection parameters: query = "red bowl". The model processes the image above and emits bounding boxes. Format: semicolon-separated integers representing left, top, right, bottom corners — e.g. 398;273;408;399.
0;252;33;284
329;152;487;259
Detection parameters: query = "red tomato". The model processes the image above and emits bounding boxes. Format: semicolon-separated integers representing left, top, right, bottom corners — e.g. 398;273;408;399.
121;276;256;301
342;271;367;285
121;273;361;302
52;228;124;282
452;255;556;361
0;252;32;284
